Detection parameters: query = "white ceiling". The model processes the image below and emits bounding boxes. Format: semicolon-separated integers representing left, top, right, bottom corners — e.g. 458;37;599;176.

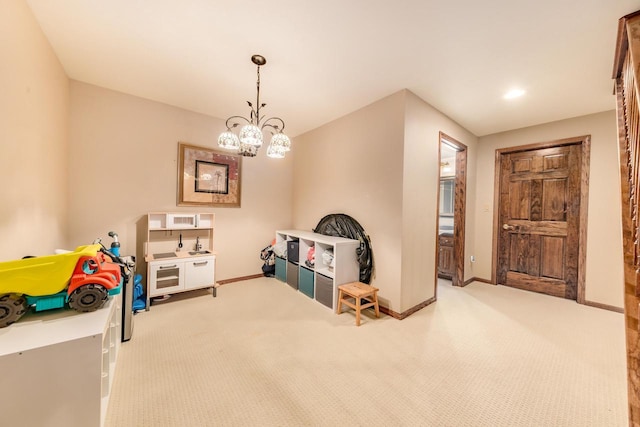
26;0;640;138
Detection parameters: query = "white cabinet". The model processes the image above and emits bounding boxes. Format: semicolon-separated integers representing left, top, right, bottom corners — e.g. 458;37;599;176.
101;295;121;422
148;256;216;297
0;295;121;427
275;230;360;310
185;257;216;290
145;212;216;304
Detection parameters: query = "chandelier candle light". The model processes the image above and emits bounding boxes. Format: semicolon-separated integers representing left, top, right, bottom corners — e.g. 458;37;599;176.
218;55;291;158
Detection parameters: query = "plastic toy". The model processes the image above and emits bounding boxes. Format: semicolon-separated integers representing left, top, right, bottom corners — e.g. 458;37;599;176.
305;246;315;268
132;274;146;311
0;243;122;328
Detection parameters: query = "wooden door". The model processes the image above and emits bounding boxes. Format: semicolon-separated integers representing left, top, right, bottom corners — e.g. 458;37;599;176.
436;132;467;289
496;144;581;299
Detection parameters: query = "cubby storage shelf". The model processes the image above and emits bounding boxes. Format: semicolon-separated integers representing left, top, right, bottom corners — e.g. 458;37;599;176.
275;230;360;310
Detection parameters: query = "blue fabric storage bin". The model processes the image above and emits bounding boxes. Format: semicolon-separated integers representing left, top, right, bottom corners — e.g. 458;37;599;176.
299;267;314;298
275;257;286;282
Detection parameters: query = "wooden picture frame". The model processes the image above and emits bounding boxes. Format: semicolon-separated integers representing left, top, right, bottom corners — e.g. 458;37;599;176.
177;142;242;207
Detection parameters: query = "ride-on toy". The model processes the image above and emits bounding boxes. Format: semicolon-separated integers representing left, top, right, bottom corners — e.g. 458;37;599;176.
0;243;122;328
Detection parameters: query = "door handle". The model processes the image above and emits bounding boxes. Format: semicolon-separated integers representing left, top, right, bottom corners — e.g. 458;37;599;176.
502;224;515;231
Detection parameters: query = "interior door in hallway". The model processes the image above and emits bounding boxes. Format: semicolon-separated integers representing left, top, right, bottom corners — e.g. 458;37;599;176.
496;144;582;299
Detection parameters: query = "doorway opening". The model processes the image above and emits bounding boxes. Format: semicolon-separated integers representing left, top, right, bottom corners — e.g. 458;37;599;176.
436;132;467;289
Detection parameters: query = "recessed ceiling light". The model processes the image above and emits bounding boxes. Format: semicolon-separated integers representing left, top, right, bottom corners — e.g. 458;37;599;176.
503;88;526;99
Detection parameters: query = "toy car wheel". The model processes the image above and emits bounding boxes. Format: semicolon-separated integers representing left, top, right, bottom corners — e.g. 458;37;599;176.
0;294;28;328
68;284;108;312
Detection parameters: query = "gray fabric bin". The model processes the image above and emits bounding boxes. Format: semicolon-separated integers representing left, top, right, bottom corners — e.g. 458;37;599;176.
286;261;298;290
315;273;333;308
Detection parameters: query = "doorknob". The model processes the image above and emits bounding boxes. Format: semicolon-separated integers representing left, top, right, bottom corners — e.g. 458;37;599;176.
502;224;515;231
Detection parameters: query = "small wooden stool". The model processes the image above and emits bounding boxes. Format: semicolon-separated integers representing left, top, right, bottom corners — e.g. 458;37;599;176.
336;282;380;326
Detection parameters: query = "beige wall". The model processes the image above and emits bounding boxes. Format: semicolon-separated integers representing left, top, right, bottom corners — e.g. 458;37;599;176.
293;91;406;310
2;0;621;311
474;110;624;308
402;91;478;309
293;90;478;312
0;0;69;260
68;81;293;281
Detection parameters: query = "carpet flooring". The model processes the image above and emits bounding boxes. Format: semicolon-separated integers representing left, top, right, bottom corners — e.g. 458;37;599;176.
105;277;627;427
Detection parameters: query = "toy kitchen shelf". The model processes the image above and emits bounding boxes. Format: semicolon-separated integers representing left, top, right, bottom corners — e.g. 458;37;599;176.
145;212;216;308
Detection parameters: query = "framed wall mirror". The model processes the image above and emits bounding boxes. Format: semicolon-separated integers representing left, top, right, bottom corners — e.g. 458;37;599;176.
439;178;455;216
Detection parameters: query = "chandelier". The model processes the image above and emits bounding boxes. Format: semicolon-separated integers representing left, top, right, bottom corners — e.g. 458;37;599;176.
217;55;291;158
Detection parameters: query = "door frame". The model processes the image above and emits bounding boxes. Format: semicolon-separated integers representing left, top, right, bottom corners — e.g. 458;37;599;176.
491;135;591;303
436;132;467;287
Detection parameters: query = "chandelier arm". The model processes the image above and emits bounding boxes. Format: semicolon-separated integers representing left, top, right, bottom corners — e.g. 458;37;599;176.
225;115;252;130
261;117;286;133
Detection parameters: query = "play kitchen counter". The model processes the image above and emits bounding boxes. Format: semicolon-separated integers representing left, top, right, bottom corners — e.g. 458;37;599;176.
145;250;215;261
145;212;216;307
